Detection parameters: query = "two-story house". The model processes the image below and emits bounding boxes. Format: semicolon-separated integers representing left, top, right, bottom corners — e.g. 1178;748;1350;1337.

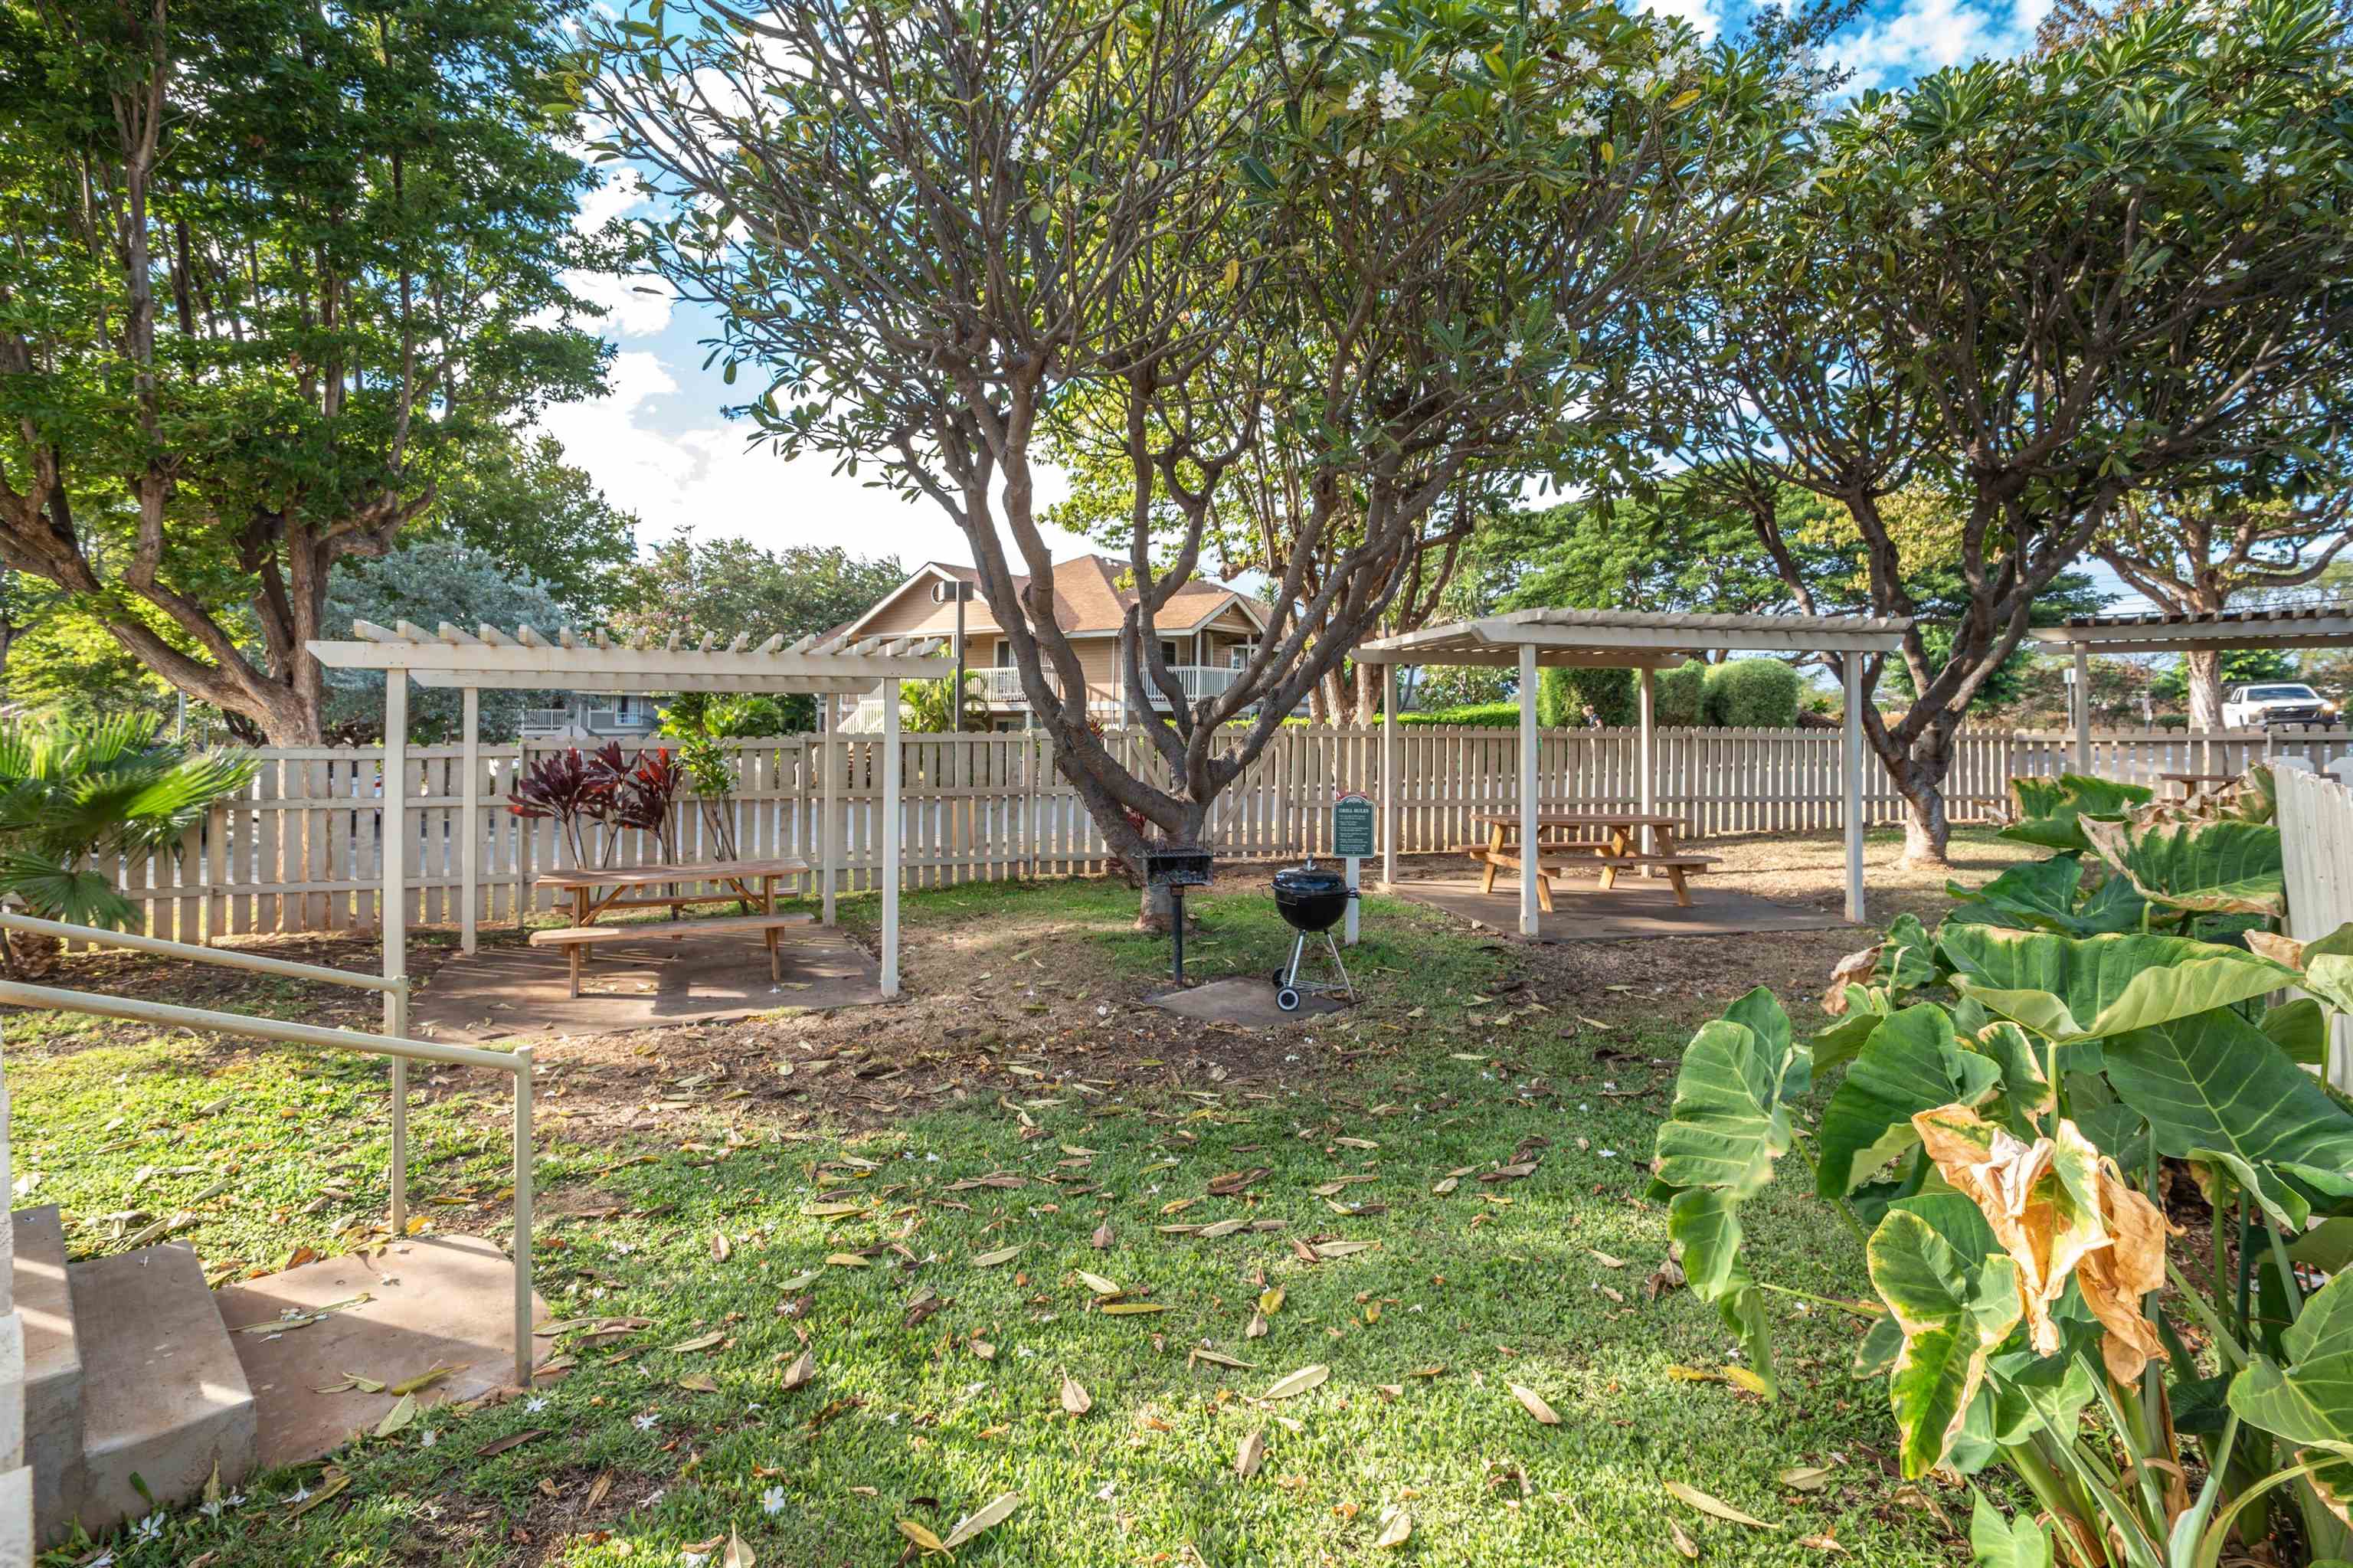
838;556;1274;730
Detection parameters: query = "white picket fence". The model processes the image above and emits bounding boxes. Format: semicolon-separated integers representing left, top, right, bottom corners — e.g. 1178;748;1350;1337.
2276;763;2353;1090
106;724;2353;942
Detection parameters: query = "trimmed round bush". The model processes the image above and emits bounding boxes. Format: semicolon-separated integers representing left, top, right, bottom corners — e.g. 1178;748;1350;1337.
1653;662;1709;727
1703;658;1802;727
1538;665;1637;727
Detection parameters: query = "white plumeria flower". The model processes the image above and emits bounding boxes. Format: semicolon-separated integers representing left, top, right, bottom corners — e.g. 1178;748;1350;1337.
88;1553;115;1568
1536;0;1561;15
2245;150;2270;179
1311;0;1343;25
525;1396;549;1413
2196;33;2218;57
420;1429;438;1448
1370;182;1390;205
1378;68;1416;119
289;1485;313;1504
681;1553;709;1568
1562;39;1595;70
634;1412;660;1431
1500;338;1524;367
1281;40;1304;68
1451;48;1478;75
134;1514;165;1543
1347;79;1370;111
764;1485;788;1515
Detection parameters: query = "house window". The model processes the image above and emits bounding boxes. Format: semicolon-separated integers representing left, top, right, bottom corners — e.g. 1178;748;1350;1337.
1229;642;1256;669
995;641;1015;666
1159;639;1183;668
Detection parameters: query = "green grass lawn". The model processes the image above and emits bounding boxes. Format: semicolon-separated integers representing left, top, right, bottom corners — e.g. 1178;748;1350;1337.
12;876;1965;1567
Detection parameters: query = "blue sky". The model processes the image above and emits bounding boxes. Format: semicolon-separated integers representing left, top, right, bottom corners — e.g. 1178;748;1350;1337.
541;0;2096;590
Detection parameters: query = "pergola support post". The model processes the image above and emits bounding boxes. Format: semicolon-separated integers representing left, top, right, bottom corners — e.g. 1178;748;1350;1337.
2073;647;2093;772
1844;656;1866;924
1638;666;1658;872
1380;665;1399;890
1518;641;1539;938
820;695;838;926
881;680;902;998
383;670;409;1237
460;686;479;954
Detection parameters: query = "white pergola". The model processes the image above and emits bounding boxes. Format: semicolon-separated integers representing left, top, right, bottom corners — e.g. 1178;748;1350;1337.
306;621;951;1032
1356;609;1914;936
2032;605;2353;768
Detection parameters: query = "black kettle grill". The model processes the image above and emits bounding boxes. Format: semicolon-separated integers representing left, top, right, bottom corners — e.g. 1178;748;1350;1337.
1271;858;1356;1012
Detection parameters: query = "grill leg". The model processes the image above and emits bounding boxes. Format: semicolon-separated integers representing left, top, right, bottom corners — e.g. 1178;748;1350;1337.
1319;930;1355;1000
1284;931;1307;987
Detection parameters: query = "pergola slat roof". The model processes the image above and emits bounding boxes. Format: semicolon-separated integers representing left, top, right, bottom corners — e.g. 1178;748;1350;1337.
307;620;951;692
305;620;933;1006
2029;604;2353;654
1356;608;1913;666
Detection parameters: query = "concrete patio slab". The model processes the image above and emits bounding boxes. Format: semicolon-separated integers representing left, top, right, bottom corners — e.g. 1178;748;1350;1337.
214;1235;546;1471
414;925;885;1042
1388;875;1855;941
1146;975;1350;1029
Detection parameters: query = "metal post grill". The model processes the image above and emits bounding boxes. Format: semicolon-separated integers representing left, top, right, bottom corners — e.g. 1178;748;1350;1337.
1271;859;1356;1011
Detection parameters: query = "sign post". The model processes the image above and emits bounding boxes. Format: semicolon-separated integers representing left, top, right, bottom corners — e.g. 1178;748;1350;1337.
1331;791;1375;946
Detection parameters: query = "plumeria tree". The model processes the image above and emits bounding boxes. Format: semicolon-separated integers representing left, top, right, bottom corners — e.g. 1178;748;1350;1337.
585;0;1801;916
2095;468;2353;728
1652;0;2353;863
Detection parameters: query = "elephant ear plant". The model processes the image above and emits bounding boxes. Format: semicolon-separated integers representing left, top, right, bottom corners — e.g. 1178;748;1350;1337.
1651;771;2353;1567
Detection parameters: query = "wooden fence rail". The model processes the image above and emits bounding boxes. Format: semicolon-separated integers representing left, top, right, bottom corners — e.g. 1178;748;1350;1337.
110;725;2353;942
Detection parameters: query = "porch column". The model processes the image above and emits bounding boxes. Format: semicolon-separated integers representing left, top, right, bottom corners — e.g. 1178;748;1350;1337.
2073;646;2092;771
1518;642;1539;937
1380;663;1399;889
1844;655;1866;924
460;685;479;954
881;680;902;998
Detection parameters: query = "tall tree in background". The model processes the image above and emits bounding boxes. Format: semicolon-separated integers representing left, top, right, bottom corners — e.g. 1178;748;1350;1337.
608;534;907;650
415;434;640;620
0;0;612;743
588;0;1805;915
2095;475;2352;727
1656;0;2353;862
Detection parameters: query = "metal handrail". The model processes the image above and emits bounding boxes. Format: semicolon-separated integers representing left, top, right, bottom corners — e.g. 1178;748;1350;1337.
0;913;535;1386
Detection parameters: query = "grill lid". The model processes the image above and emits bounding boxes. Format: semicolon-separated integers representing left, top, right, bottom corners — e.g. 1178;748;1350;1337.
1273;864;1350;896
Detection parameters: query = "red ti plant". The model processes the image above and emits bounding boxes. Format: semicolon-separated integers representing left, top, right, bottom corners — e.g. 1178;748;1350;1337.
601;745;681;862
506;748;614;866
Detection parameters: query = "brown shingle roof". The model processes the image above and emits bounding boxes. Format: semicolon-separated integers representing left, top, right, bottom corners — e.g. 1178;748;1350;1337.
853;556;1265;640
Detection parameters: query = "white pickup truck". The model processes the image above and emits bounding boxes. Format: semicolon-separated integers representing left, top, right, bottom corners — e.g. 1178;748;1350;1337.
2220;682;2338;730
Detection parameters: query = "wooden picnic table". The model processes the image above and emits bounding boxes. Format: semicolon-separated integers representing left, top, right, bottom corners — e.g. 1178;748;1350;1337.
1465;812;1719;911
529;856;815;997
534;856;812;926
2158;771;2236;799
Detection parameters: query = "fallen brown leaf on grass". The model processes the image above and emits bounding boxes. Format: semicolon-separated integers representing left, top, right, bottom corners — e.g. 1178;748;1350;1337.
781;1350;815;1393
1375;1507;1413;1549
1666;1480;1775;1529
1236;1427;1268;1478
1507;1384;1560;1426
1062;1376;1092;1416
1264;1364;1330;1400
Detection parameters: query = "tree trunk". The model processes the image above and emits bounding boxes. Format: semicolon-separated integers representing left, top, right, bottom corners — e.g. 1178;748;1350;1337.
1892;723;1959;867
2185;649;2225;731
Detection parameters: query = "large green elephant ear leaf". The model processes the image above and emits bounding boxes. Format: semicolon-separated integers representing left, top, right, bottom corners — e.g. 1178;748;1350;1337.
1869;1196;2026;1479
2254;921;2353;1020
1651;1011;1808;1395
1939;926;2296;1045
1946;856;2147;938
2228;1268;2353;1452
1816;1005;2001;1197
2080;817;2286;918
1969;1491;2057;1568
2106;1007;2353;1231
2002;774;2154;853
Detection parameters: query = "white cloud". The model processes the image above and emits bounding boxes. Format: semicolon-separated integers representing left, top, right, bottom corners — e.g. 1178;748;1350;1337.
1833;0;2037;85
561;268;677;338
536;352;1092;569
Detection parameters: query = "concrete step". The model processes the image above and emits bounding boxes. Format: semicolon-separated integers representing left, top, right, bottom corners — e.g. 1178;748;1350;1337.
67;1242;256;1536
14;1206;84;1547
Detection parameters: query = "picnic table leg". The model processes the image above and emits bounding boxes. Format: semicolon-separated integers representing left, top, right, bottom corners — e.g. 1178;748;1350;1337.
1599;826;1628;891
571;887;591;982
765;879;781;984
568;941;582;999
1536;864;1553;915
1666;864;1693;908
1478;821;1504;895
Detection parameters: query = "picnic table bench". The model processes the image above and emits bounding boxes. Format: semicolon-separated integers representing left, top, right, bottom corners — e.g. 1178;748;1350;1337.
529;857;813;997
1464;813;1720;911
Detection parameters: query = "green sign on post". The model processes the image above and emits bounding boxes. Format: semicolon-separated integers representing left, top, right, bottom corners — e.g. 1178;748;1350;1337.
1332;791;1376;859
